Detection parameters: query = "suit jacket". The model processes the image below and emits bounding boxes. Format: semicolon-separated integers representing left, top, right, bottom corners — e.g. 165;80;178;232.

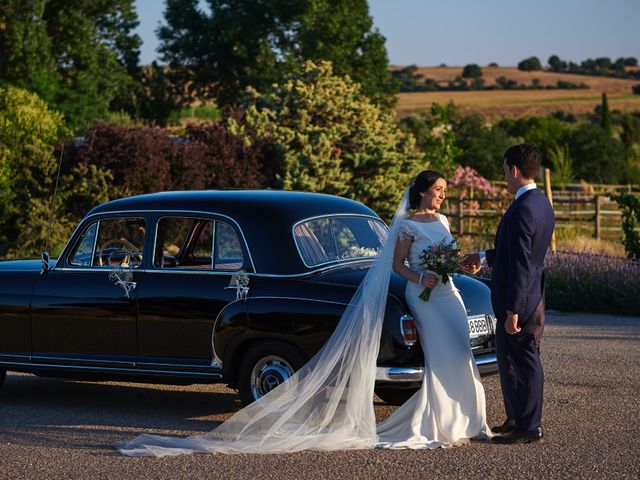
486;188;555;328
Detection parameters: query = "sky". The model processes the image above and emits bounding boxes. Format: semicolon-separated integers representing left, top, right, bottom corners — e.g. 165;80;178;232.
134;0;640;67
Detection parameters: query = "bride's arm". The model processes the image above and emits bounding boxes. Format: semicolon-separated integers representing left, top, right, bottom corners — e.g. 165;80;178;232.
392;236;439;289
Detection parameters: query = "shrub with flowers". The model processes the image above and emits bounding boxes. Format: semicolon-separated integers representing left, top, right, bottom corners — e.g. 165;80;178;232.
446;166;510;238
544;251;640;316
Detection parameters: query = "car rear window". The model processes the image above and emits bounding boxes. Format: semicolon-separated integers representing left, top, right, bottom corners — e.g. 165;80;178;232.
293;216;387;267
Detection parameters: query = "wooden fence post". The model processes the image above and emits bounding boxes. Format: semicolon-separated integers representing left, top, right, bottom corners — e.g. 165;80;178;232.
457;197;464;235
544;168;557;253
595;195;602;240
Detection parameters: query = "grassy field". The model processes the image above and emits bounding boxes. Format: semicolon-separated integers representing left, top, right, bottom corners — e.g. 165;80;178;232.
394;66;640;121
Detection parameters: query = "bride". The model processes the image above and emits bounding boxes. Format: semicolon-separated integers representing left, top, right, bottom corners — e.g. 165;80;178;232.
117;170;490;456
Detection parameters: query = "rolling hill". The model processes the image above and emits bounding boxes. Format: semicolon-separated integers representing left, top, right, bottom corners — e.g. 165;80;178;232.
393;66;640;121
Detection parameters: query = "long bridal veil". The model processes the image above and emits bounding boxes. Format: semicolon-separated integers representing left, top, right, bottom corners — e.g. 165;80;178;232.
117;191;410;456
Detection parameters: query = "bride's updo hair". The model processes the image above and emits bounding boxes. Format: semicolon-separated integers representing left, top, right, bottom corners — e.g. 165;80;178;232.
409;170;446;210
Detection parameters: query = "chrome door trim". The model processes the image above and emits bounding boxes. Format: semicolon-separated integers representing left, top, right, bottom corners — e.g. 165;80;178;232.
53;259;375;278
0;360;224;379
248;295;349;306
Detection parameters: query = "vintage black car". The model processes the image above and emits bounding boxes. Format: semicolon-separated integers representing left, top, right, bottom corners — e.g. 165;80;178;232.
0;190;497;406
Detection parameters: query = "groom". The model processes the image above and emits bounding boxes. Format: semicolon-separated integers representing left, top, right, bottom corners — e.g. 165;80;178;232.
466;144;554;444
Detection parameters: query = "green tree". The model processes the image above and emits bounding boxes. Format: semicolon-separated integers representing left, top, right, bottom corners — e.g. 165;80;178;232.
518;56;543;72
229;61;420;219
548;55;566;72
0;0;60;103
399;102;462;178
462;64;483;80
497;116;572;168
569;123;627;184
600;93;612;132
137;62;182;126
453;115;514;180
0;0;142;129
158;0;397;109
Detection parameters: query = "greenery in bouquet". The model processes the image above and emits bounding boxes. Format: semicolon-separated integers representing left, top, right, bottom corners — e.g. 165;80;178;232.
418;239;464;301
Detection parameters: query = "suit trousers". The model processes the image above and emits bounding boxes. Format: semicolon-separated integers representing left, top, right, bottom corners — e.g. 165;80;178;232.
495;300;545;431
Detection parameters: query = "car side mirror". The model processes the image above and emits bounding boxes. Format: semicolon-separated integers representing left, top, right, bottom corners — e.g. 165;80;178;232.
41;251;49;275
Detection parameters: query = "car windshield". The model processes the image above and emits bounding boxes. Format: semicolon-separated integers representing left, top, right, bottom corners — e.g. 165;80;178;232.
293;216;387;267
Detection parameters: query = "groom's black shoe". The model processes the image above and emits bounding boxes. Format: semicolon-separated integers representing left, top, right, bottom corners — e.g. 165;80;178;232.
492;427;543;444
490;419;516;435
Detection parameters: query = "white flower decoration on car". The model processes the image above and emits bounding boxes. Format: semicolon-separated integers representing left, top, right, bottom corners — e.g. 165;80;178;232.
339;246;380;260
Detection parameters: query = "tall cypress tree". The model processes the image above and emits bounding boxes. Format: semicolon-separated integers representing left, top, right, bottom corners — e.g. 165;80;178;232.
600;92;612;133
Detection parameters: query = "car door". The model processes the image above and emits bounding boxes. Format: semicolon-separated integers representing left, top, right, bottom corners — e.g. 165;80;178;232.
30;215;146;366
134;214;249;369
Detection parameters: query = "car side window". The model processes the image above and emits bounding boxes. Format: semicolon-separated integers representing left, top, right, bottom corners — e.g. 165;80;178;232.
154;217;214;269
93;217;146;268
68;222;99;267
214;222;244;271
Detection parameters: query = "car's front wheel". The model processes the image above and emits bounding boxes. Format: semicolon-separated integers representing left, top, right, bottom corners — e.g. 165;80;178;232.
238;341;307;407
0;369;5;388
375;386;420;406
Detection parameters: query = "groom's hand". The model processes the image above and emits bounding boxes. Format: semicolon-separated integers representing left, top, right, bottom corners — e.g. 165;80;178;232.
505;311;521;335
461;253;482;275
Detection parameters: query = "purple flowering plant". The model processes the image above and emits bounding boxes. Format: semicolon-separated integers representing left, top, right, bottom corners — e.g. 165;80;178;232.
544;251;640;316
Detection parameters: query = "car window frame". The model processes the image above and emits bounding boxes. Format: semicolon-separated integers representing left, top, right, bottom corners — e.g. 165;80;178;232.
63;215;148;270
54;210;255;274
151;213;248;273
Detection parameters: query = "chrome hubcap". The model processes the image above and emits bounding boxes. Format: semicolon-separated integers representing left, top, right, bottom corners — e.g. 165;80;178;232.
250;355;294;401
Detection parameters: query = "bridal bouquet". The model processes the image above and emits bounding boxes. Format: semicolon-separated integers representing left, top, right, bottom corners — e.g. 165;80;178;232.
417;239;463;301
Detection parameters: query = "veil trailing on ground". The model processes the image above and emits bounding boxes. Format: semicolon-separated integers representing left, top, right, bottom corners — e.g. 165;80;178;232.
117;191;410;456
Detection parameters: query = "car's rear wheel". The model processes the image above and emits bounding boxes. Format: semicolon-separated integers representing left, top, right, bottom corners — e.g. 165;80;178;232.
238;341;307;407
0;369;5;388
375;386;420;406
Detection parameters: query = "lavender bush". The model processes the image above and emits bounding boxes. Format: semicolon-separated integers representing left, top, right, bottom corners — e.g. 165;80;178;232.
544;251;640;316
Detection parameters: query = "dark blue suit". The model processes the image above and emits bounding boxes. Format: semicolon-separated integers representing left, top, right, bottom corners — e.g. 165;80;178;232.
486;187;555;431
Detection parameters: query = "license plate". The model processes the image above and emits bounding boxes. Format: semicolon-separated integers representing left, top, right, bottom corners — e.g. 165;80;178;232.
468;315;490;337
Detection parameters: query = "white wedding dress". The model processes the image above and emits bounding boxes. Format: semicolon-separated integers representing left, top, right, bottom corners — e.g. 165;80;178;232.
117;191;489;457
376;215;490;448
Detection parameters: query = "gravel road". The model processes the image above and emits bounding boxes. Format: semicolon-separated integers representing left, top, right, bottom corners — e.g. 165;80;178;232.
0;312;638;479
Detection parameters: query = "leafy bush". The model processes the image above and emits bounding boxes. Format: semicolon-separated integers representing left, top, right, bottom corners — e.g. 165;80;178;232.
612;191;640;260
0;85;116;258
548;144;574;184
545;252;640;316
66;122;274;195
230;60;421;220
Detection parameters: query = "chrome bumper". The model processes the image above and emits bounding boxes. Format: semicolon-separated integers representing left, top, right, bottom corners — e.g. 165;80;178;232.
375;353;498;383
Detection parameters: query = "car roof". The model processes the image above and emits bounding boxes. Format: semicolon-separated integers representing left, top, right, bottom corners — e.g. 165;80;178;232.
89;190;375;218
86;190;382;274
